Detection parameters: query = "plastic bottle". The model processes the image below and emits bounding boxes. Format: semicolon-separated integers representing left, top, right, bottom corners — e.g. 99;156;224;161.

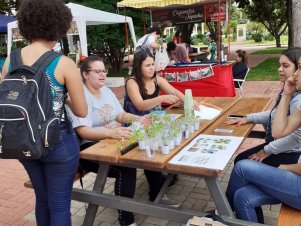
184;89;194;119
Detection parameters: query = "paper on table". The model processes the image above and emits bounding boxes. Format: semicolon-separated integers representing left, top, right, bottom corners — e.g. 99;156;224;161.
194;104;221;120
169;134;244;170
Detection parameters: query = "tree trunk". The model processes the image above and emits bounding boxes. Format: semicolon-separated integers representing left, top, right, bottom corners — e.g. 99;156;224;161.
287;0;293;47
292;0;301;47
275;35;281;47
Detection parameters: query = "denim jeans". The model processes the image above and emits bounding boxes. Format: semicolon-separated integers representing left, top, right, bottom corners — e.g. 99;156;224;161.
226;159;301;222
20;125;80;226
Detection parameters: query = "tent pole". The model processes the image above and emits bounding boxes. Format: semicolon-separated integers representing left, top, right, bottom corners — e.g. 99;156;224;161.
123;7;130;64
227;0;231;61
150;10;153;27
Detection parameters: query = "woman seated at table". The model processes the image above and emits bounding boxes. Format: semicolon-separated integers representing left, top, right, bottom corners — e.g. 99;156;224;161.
225;47;301;223
232;49;248;88
225;56;301;223
66;55;142;226
124;50;200;204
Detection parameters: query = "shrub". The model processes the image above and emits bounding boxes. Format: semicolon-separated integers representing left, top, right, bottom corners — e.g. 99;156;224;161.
252;33;263;43
191;35;201;45
263;33;274;41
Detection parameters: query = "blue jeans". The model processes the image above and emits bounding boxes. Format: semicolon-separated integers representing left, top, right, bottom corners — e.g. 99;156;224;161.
226;159;301;222
20;126;80;226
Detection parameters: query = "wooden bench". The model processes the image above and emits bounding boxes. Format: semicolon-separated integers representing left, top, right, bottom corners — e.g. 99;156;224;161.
24;171;87;189
277;204;301;226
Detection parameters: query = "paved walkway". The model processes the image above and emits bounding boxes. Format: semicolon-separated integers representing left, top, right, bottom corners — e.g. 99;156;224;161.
0;45;285;226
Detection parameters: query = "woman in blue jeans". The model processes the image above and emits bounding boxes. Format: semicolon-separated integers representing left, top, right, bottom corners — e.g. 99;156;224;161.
226;159;301;222
226;53;301;223
1;0;87;225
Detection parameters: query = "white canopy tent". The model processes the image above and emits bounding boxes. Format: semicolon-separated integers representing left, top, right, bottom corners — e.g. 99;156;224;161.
7;3;137;56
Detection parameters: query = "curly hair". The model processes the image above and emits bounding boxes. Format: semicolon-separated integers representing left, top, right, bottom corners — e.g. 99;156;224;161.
17;0;72;42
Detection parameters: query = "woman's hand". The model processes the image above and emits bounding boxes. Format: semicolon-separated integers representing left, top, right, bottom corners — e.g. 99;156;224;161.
161;95;179;105
108;127;131;140
224;117;248;126
248;149;270;162
278;164;288;171
283;76;297;95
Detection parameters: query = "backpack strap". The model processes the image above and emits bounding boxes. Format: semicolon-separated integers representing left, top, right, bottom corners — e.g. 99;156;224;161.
33;51;62;72
10;49;23;67
10;48;61;72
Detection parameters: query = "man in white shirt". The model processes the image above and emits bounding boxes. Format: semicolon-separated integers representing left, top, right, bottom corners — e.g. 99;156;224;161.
135;27;162;56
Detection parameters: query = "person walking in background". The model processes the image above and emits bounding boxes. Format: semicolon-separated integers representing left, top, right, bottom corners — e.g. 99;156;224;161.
135;27;162;57
66;56;142;226
173;30;182;44
1;0;88;225
232;49;248;87
225;47;301;223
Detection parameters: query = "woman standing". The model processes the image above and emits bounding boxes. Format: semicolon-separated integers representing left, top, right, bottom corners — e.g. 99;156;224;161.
1;0;88;225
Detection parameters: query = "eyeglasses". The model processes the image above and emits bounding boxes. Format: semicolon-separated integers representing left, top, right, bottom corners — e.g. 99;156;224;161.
87;69;108;74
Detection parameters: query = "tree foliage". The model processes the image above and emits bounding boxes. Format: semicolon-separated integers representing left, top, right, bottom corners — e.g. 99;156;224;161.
0;0;20;15
236;0;287;47
67;0;146;72
235;0;287;47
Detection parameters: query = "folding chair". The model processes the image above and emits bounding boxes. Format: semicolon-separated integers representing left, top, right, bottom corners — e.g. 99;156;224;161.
234;68;250;97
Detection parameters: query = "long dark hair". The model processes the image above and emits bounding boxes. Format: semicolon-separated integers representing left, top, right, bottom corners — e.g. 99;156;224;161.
131;51;155;98
266;47;301;142
235;49;248;65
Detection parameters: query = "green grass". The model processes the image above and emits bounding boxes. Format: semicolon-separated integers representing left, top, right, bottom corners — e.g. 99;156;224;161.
251;47;286;55
247;58;279;81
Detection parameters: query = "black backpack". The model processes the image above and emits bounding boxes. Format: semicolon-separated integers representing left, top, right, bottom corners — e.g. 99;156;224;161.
135;35;152;56
0;49;64;159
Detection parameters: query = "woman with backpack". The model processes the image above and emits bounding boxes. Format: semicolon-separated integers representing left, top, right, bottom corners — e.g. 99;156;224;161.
1;0;87;225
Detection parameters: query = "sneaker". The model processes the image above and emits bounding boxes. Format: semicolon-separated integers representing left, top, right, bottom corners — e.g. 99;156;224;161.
126;223;137;226
158;194;181;207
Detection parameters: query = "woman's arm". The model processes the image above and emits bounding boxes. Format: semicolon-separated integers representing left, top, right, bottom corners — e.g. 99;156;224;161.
58;56;87;117
76;126;131;140
126;78;178;111
1;57;10;81
117;112;141;124
157;75;185;101
273;78;301;138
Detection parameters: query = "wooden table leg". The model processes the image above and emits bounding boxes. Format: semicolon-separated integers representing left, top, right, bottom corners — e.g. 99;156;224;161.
82;164;110;226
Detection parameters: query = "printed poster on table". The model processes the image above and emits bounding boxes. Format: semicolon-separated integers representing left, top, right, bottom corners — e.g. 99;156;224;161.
169;134;244;170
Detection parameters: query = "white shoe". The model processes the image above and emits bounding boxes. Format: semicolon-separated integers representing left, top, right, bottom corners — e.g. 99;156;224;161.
159;194;181;207
127;223;137;226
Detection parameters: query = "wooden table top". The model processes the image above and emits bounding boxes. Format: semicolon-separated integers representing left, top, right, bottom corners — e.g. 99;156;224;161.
79;97;238;165
79;97;271;176
118;97;240;169
166;97;272;177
